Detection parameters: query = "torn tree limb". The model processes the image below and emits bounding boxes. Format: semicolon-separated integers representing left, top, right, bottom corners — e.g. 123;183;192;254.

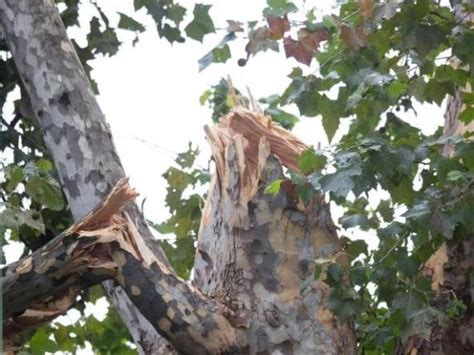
3;179;247;354
2;179;137;347
197;109;356;354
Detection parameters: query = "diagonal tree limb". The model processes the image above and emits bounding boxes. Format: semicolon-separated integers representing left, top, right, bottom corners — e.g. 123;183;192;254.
0;1;245;353
3;179;136;347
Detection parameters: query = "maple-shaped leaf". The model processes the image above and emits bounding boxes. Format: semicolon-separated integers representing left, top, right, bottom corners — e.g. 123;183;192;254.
340;25;367;52
267;16;290;39
245;27;278;56
283;28;329;65
184;4;215;42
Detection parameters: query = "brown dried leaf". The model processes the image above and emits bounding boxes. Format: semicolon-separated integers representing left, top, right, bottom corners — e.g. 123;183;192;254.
226;20;244;33
245;27;278;56
358;0;373;18
283;28;329;65
340;24;367;52
267;16;290;39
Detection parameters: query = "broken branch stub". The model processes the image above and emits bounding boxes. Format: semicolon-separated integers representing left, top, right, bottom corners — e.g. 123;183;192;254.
196;109;356;354
204;108;308;229
2;178;138;349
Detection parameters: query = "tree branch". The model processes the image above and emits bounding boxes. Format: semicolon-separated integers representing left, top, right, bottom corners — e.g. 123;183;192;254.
3;179;135;347
0;1;244;353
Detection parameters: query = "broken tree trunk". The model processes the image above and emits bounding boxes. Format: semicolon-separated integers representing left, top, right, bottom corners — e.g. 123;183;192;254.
195;109;356;354
0;1;244;353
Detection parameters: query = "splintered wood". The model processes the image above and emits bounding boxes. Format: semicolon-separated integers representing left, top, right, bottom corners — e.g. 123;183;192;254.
3;178;141;350
66;178;138;235
204;109;308;228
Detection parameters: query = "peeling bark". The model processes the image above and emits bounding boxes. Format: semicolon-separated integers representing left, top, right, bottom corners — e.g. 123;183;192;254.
195;110;356;354
0;1;244;353
2;179;136;349
0;0;165;351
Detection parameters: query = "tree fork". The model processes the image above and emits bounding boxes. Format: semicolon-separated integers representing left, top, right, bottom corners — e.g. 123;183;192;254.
0;1;243;353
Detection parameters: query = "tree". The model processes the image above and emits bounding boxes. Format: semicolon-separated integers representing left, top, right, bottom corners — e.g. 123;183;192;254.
1;0;473;354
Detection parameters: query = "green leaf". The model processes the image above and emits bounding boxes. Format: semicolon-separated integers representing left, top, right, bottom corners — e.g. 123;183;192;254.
263;0;298;17
295;90;320;117
404;24;446;58
298;148;326;174
5;165;23;192
199;89;211;105
322;112;340;143
54;324;75;352
25;176;65;211
387;81;407;100
87;17;121;56
264;178;283;196
1;207;45;233
459;106;474;125
185;4;215;42
36;158;53;172
161;23;184;43
118;12;145;32
429;211;454;239
266;108;299;129
160;237;195;279
320;166;362;197
29;327;59;354
345;239;369;258
377;200;394;223
212;44;231;63
340;213;368;229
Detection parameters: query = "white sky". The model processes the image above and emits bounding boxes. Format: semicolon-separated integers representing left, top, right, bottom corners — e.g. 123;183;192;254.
2;1;448;353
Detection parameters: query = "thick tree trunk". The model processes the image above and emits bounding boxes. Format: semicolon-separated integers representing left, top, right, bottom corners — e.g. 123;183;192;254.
0;1;242;354
194;110;356;354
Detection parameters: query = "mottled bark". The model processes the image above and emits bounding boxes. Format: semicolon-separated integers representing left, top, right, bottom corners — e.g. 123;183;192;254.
195;110;356;354
0;0;162;352
2;179;135;349
0;1;244;353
